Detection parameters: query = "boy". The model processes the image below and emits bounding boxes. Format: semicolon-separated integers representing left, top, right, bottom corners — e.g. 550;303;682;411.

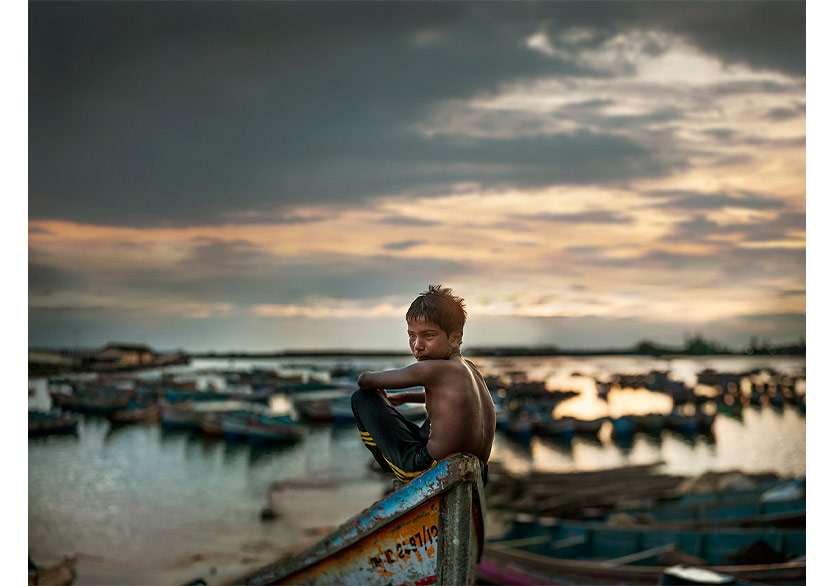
351;285;496;485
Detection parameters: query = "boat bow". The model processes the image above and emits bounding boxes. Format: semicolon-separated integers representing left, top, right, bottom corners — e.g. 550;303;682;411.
237;452;485;585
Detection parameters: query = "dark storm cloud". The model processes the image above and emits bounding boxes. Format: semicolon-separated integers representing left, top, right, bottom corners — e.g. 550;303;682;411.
29;240;473;308
29;1;804;228
629;1;805;76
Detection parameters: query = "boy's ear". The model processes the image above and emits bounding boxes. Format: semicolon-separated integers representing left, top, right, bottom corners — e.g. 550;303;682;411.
450;329;463;348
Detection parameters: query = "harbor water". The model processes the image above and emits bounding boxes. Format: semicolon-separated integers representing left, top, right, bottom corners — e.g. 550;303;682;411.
28;354;806;585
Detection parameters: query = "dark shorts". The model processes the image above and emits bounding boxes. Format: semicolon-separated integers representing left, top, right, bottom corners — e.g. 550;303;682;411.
351;388;437;482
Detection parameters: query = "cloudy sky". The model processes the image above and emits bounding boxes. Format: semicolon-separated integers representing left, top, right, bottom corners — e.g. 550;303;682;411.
27;1;806;353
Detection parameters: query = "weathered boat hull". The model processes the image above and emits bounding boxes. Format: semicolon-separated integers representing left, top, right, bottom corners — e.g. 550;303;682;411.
480;513;805;585
478;544;805;585
106;404;159;424
236;453;485;585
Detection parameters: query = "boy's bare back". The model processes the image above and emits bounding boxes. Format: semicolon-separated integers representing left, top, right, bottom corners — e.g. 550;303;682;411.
421;356;495;463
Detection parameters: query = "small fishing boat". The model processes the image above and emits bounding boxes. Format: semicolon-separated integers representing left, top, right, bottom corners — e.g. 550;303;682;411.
506;413;534;442
479;514;805;585
161;400;255;431
533;418;576;441
220;411;252;440
665;412;700;435
606;495;806;528
294;390;356;423
247;414;308;444
159;401;203;429
611;415;637;438
199;409;250;436
28;411;80;437
106;402;160;425
596;381;612;400
631;413;666;435
566;416;607;437
236;452;485;585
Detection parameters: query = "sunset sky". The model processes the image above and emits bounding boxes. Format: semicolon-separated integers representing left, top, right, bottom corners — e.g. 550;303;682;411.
27;1;807;353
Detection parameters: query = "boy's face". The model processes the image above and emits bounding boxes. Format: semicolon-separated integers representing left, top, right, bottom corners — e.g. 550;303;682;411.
406;317;462;361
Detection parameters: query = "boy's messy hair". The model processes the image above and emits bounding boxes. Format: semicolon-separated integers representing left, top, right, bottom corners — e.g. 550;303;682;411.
406;284;467;337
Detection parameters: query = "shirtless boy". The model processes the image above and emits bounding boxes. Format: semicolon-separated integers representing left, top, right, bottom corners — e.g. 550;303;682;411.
351;285;496;485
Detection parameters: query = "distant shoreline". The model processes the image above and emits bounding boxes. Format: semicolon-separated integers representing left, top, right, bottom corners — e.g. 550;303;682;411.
191;348;806;359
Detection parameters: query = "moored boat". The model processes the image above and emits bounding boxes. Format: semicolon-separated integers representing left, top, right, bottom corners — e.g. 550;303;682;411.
106;402;159;425
566;416;607;437
632;413;666;435
479;514;805;585
533;418;576;441
235;453;486;585
28;411;80;437
159;401;203;429
294;390;355;423
611;415;637;438
247;413;308;444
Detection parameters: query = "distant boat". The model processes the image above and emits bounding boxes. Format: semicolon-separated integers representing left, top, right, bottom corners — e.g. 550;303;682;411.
565;416;607;437
632;413;666;435
234;453;485;585
49;384;131;415
596;381;612;400
506;413;534;442
159;401;203;429
533;418;576;441
106;403;159;425
294;390;356;423
160;401;255;431
219;411;251;440
246;413;308;444
28;411;80;437
665;412;701;435
611;415;637;438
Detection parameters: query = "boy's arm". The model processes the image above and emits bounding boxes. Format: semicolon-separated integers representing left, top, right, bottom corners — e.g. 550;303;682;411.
357;361;441;393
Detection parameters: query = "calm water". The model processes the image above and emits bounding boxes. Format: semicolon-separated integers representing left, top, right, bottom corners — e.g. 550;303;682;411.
28;355;806;585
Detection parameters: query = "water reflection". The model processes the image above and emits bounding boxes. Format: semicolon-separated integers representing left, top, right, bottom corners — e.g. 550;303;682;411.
29;354;805;585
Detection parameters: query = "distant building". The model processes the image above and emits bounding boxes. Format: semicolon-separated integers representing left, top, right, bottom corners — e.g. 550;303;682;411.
97;343;156;366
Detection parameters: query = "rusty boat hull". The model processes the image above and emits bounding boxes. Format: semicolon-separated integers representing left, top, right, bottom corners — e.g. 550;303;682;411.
236;453;485;585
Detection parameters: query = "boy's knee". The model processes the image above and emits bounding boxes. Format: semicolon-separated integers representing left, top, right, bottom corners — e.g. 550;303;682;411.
351;388;379;416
